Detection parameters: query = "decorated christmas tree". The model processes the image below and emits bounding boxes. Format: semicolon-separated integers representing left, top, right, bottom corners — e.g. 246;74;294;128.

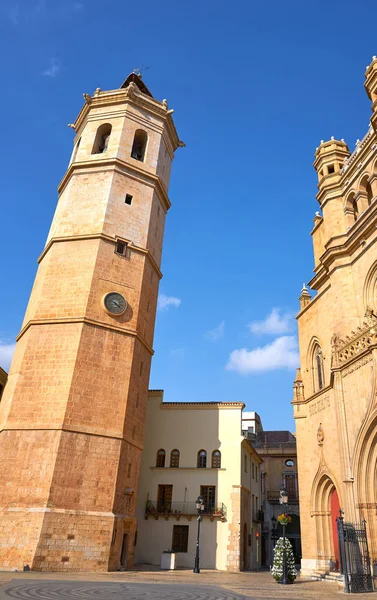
271;537;297;583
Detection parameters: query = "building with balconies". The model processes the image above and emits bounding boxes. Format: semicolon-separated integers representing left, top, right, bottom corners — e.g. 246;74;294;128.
251;430;301;568
135;391;263;571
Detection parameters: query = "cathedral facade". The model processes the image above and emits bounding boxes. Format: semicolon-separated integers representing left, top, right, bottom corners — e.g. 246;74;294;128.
293;57;377;576
0;74;183;571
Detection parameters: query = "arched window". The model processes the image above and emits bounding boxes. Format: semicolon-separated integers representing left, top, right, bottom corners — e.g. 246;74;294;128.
212;450;221;468
197;450;207;468
131;129;148;162
366;181;373;206
170;449;180;468
156;449;166;468
71;137;81;163
92;123;112;154
313;344;325;392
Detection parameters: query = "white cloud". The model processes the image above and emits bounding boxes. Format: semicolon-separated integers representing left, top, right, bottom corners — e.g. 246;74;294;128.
43;57;60;77
226;336;299;374
205;320;225;342
0;342;16;372
157;294;181;311
248;308;294;336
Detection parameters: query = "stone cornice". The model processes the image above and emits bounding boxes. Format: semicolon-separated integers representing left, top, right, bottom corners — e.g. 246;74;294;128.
57;157;171;212
72;84;182;151
160;401;245;410
37;233;163;280
0;426;144;452
16;317;154;356
308;200;377;289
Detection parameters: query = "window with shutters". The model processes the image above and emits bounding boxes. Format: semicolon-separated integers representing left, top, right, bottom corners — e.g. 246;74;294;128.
172;525;188;552
211;450;221;468
197;450;207;468
157;484;173;512
170;449;180;468
156;449;166;468
200;485;215;512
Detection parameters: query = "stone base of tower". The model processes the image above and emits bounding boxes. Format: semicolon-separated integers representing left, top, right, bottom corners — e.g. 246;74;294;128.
0;509;136;572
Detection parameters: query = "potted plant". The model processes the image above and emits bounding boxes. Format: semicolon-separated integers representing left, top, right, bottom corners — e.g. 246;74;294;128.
271;536;297;584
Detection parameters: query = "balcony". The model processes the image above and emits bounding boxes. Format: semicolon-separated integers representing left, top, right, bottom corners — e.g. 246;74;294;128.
267;490;299;504
253;509;264;523
145;500;227;521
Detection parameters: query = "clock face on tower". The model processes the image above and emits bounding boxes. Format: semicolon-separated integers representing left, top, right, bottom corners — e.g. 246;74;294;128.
103;292;127;315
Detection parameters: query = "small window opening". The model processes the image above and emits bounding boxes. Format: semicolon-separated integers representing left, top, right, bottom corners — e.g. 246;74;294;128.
125;194;133;206
139;362;144;376
92;123;112;155
131;129;148;162
327;164;335;174
116;240;127;256
127;463;132;477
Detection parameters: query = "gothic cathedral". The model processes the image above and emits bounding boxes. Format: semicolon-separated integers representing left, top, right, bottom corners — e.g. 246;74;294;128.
0;74;183;571
294;57;377;579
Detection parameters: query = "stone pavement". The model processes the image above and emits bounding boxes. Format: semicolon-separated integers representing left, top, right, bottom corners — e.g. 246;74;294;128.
0;569;374;600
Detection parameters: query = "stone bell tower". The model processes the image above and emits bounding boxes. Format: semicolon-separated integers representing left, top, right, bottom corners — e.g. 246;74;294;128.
0;74;183;571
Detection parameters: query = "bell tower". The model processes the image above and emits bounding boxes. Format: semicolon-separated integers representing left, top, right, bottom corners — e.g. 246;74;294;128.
0;74;183;571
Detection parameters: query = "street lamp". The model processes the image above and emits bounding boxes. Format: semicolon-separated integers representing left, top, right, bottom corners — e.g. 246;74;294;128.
193;495;205;573
271;515;278;549
279;487;289;585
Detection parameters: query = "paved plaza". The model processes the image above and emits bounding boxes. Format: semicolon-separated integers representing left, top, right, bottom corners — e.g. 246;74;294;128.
0;569;372;600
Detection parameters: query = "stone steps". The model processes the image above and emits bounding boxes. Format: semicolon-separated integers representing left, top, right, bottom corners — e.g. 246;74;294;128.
303;570;344;584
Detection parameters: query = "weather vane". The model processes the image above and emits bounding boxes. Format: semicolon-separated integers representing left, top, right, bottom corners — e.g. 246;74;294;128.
132;65;150;79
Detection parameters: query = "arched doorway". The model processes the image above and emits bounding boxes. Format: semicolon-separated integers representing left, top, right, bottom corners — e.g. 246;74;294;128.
354;413;377;566
311;472;341;570
243;524;248;570
330;489;340;569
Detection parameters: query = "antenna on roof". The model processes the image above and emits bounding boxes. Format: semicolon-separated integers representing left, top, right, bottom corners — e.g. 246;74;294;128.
132;65;150;80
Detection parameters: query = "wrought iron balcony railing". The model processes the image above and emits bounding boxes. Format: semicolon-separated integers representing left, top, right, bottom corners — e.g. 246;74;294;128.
145;500;227;519
253;509;264;522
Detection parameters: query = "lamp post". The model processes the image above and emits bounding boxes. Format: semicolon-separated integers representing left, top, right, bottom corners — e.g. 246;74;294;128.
279;487;289;585
193;495;205;573
271;515;278;549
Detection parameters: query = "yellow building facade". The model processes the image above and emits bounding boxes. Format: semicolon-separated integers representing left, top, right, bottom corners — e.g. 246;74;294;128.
135;392;262;571
293;57;377;577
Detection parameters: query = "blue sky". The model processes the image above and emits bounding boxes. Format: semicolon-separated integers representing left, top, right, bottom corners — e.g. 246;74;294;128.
0;0;376;431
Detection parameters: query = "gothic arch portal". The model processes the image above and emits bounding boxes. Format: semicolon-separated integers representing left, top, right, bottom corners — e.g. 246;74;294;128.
353;409;377;563
311;467;342;566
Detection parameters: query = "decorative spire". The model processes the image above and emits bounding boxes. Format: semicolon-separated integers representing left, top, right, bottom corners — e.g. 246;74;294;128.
299;284;311;310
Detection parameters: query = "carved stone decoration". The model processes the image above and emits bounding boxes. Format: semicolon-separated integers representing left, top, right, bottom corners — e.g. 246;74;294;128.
333;311;377;366
331;333;340;368
317;423;324;446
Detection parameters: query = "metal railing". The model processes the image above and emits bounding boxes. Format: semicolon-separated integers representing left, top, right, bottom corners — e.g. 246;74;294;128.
145;500;227;519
